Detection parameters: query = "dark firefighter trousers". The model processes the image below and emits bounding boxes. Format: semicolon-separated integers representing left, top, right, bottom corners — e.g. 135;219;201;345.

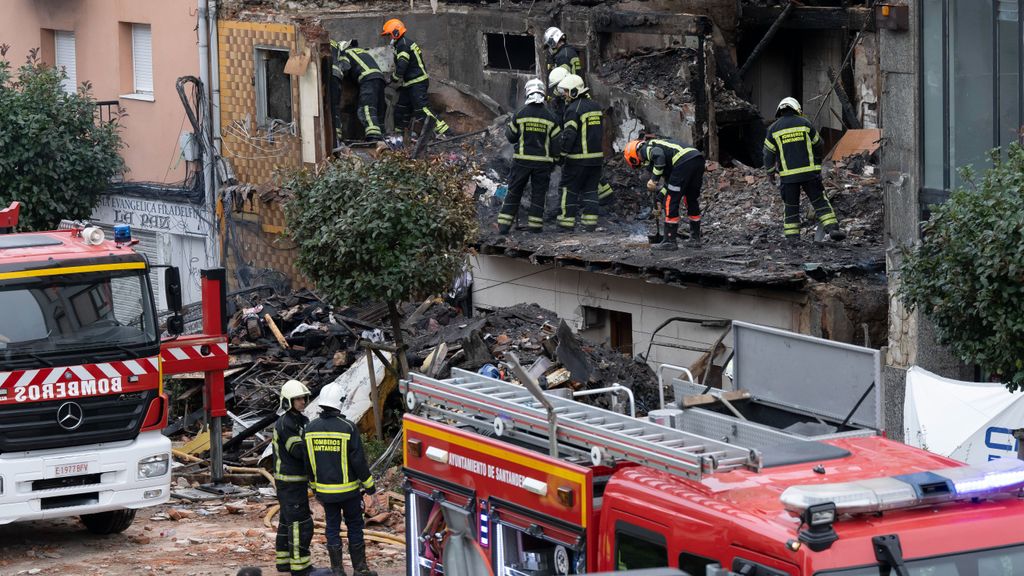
322;494;366;551
779;176;839;237
395;80;447;135
357;78;386;140
276;481;314;574
498;163;553;232
558;163;601;229
663;157;705;225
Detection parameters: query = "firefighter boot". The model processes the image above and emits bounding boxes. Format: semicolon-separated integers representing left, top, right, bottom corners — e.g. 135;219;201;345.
825;223;846;241
688;220;702;247
497;223;511;235
350;543;378;576
327;545;348;576
651;222;678;251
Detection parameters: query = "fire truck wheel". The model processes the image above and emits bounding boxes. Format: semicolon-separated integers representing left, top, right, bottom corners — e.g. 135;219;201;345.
405;391;418;411
80;509;137;534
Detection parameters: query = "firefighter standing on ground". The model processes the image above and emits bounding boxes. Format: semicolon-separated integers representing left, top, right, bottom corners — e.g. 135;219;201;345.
624;138;705;250
763;97;846;244
305;384;380;576
497;78;561;235
381;19;450;139
547;68;614;210
330;39;386;143
273;380;331;576
556;73;604;232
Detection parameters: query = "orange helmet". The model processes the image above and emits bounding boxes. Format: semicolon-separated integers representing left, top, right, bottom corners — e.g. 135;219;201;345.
624;140;643;168
381;19;407;40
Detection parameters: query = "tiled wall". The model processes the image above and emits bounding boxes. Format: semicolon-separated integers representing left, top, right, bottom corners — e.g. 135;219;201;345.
218;20;307;291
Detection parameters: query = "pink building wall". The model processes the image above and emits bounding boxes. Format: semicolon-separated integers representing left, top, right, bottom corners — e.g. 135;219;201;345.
1;0;199;184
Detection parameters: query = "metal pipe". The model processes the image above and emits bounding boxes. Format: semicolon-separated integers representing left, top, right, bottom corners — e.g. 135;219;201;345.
657;364;695;410
573;384;636;419
209;0;222;156
197;0;219;268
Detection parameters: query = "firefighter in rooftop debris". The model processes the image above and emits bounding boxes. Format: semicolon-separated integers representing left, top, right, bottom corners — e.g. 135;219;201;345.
381;18;450;139
763;97;846;244
556;74;604;232
330;39;386;143
497;79;561;235
273;380;331;576
547;68;613;210
624;137;706;250
305;384;381;576
543;26;583;79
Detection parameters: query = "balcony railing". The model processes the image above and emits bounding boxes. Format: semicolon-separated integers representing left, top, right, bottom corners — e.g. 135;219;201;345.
95;100;120;124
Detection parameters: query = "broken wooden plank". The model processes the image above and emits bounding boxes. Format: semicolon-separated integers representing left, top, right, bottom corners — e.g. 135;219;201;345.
681;390;751;408
264;313;290;349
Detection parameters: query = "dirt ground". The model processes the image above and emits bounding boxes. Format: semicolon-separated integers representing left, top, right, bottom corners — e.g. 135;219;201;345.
0;500;406;576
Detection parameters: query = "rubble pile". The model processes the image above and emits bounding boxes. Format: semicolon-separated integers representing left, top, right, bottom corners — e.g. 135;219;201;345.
596;48;698;106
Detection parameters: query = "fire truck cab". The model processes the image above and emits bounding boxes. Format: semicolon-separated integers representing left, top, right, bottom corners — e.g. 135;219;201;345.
0;202;227;534
401;322;1024;576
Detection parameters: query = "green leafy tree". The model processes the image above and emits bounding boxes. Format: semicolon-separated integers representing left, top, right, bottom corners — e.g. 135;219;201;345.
899;144;1024;391
285;152;478;372
0;46;125;231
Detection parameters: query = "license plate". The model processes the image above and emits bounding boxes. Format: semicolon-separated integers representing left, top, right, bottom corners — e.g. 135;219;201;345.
48;461;94;478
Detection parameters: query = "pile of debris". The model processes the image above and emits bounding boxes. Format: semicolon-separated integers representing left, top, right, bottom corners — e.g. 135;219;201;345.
596;47;698;107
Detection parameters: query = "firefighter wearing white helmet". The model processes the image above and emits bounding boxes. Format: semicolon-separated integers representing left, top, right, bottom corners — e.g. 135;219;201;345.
305;383;380;576
272;380;331;576
497;78;562;235
763;97;846;244
543;26;582;78
555;73;604;232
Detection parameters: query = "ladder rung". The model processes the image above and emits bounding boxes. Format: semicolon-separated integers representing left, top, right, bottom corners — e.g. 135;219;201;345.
492;392;519;399
584;417;606;425
639;434;664;442
661;439;687;448
565;412;588;420
601;423;625;431
621;427;645;436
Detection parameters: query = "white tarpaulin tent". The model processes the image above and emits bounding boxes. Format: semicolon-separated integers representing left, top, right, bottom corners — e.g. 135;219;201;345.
904;366;1024;465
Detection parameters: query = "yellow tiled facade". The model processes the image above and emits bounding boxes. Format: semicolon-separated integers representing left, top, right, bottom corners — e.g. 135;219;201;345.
218;20;308;290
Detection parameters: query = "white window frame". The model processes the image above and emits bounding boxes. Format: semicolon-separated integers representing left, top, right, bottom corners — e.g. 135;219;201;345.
122;23;154;101
254;46;293;127
54;30;77;94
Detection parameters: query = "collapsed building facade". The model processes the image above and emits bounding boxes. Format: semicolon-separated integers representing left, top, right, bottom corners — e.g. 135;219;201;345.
214;0;1007;436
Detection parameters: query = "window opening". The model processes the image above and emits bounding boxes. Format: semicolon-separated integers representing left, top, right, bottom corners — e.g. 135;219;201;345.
256;48;293;126
486;33;536;72
132;24;153;94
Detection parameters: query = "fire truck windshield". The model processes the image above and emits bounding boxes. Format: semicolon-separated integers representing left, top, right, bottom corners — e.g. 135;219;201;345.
817;543;1024;575
0;269;158;364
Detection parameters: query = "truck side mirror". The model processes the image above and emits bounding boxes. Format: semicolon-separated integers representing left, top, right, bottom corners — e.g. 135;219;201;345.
164;266;183;313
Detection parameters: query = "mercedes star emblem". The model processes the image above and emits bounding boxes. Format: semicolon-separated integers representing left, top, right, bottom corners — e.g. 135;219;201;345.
56;402;84;431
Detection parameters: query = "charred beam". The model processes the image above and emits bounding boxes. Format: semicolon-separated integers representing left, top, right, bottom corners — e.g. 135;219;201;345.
741;6;874;31
738;1;795;78
588;7;706;36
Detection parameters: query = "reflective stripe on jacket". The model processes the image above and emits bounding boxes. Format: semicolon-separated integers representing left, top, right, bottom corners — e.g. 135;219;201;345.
393;36;429;86
763;114;822;183
505;102;561;164
641;138;701;178
560;96;604;165
304;411;375;502
273;410;309;482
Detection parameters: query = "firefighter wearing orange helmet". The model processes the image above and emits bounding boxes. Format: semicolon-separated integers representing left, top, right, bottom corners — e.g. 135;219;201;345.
380;18;450;139
624;137;705;250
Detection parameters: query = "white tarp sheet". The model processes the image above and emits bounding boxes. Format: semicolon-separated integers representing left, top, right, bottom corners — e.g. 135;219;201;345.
904;366;1024;465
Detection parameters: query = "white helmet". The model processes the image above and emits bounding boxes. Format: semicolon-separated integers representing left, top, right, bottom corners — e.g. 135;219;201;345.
318;383;345;412
557;74;587;100
543;27;565;51
524;78;546;104
777;97;802;116
280;379;311;411
547;67;569;90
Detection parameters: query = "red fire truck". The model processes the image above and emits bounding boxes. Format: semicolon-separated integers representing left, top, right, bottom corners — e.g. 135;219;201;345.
0;202;228;534
400;322;1024;575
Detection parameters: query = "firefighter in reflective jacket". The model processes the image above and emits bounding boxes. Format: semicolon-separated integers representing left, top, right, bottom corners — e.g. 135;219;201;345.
547;68;613;209
273;380;330;576
763;97;846;243
543;27;583;79
331;39;386;142
305;384;379;576
624;138;705;250
556;74;604;232
381;19;449;138
497;78;561;235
